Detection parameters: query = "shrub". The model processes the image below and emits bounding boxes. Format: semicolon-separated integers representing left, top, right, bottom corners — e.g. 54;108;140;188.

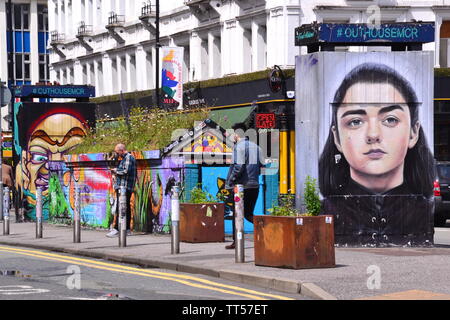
186;185;218;204
72;107;210;154
304;176;321;216
267;193;298;216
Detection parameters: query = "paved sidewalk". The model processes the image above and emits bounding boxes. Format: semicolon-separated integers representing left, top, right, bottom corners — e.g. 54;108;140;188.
1;220;450;300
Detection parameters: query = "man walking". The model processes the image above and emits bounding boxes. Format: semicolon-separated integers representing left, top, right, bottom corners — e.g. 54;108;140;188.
106;144;137;238
225;123;262;249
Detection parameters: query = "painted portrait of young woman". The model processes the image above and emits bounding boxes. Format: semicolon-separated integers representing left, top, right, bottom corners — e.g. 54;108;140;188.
318;63;435;247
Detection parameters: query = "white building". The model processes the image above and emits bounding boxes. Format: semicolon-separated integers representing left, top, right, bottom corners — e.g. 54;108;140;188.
49;0;450;98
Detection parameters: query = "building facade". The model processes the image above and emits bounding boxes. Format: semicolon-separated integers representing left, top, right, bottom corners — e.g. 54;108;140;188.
48;0;450;99
0;0;49;132
48;0;300;97
0;0;49;86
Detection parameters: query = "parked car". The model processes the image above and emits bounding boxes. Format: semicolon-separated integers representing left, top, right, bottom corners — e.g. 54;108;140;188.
435;161;450;227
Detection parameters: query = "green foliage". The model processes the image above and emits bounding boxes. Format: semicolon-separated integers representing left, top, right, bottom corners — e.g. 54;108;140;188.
267;193;298;217
186;185;218;204
104;192;113;229
304;176;321;216
134;172;152;232
72;107;210;154
48;175;69;219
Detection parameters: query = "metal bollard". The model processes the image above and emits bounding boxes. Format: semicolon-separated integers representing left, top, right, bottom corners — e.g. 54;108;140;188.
234;184;245;263
73;185;81;243
0;182;3;223
36;187;43;239
3;187;10;235
171;186;180;254
118;186;127;248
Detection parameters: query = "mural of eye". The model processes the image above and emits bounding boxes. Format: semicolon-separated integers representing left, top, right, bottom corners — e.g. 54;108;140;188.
31;153;49;164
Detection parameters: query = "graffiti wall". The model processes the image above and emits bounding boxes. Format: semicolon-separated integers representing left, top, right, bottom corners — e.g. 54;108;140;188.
201;166;265;234
14;102;96;220
48;152;184;233
295;51;435;246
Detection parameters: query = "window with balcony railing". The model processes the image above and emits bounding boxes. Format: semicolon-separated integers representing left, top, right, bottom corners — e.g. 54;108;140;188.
108;12;125;26
50;31;65;43
78;22;93;36
141;2;154;17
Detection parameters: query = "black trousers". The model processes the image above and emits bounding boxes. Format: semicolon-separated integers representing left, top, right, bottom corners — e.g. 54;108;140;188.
230;188;259;241
113;190;132;231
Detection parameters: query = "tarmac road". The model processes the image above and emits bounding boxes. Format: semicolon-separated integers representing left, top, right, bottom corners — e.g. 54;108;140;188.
0;245;308;301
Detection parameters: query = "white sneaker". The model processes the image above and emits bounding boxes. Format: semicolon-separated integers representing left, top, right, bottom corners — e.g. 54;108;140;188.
106;229;119;238
126;230;132;236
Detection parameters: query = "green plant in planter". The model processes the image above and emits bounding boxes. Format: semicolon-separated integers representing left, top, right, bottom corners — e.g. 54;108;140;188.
267;192;298;216
186;185;218;204
304;176;321;216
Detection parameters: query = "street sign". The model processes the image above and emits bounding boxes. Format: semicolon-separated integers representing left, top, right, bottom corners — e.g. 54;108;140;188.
295;22;435;46
0;86;12;106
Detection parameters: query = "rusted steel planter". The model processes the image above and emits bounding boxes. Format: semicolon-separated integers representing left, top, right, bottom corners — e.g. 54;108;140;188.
254;215;335;269
179;203;225;243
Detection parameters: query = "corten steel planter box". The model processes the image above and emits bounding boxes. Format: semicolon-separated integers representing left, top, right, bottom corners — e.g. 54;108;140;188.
179;203;225;243
254;215;335;269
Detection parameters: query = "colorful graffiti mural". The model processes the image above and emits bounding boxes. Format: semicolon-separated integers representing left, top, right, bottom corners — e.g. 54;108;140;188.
163;118;233;165
48;152;184;233
14;102;96;220
201;166;264;233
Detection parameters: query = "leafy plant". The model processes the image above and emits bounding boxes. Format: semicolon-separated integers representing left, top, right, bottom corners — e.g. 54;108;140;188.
133;171;152;232
72;107;210;154
48;174;69;220
304;176;321;216
267;193;298;217
186;185;218;204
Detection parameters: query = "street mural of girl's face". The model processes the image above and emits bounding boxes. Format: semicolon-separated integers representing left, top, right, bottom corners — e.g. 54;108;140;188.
332;81;420;191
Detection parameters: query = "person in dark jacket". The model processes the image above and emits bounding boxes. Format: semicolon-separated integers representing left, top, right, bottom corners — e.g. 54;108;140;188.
106;144;137;238
225;123;262;249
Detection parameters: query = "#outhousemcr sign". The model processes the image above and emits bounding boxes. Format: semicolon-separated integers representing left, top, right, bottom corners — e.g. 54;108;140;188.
295;22;435;46
15;85;96;99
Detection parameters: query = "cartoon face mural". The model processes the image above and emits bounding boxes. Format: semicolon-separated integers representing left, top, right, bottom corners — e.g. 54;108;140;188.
14;103;96;219
296;52;435;247
21;114;87;195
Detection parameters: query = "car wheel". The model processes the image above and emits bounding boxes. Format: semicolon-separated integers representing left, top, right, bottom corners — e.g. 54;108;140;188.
434;215;447;227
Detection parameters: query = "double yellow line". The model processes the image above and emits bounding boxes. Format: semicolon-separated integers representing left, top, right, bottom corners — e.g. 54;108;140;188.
0;246;295;300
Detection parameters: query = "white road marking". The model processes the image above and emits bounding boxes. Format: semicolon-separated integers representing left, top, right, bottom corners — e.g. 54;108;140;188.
0;285;50;295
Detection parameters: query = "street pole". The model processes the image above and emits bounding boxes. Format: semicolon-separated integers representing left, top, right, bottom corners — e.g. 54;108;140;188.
36;187;43;238
73;184;81;243
8;0;19;224
234;184;245;263
171;185;180;254
155;0;160;108
3;187;10;235
118;186;127;247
